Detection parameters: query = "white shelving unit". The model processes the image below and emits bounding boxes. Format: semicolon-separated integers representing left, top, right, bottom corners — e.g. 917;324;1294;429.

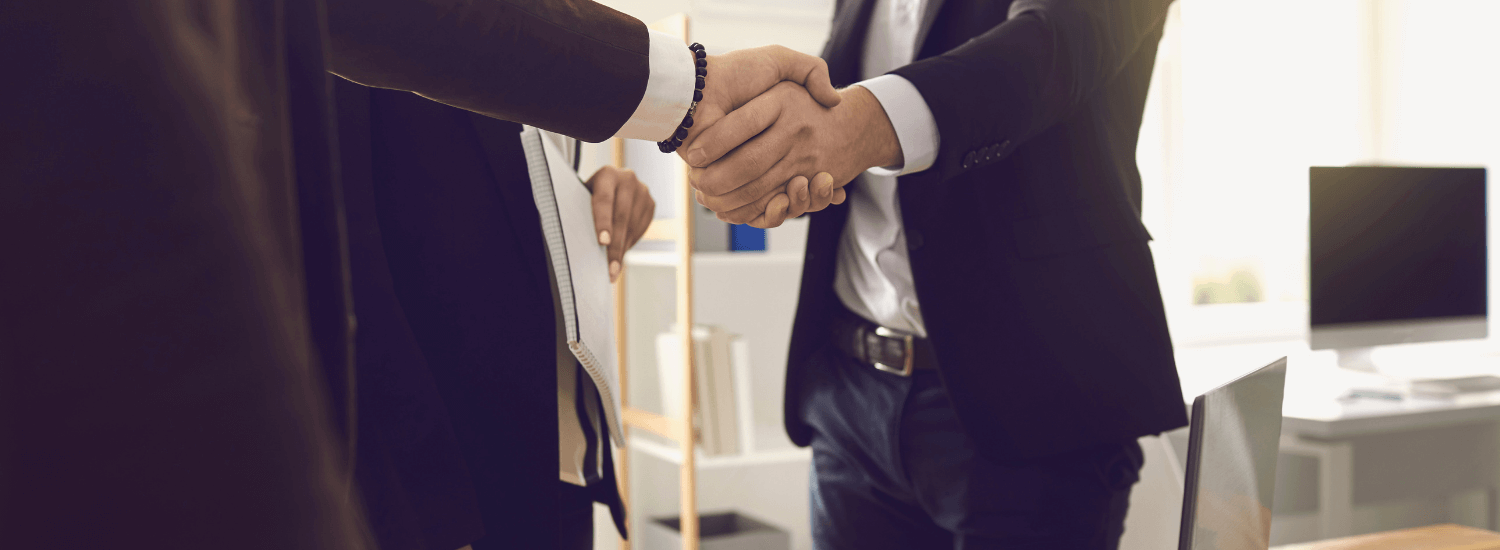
616;237;815;550
623;249;803;267
629;436;810;470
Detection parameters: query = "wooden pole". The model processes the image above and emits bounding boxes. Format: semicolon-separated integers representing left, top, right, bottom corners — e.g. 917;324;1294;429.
677;144;699;550
612;137;632;550
678;15;699;550
673;16;699;549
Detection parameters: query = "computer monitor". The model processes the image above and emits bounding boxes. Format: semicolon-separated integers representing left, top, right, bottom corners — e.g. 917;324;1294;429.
1179;357;1287;550
1309;166;1488;371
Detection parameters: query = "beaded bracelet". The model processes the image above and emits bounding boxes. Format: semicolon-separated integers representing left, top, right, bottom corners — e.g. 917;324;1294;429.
658;42;707;154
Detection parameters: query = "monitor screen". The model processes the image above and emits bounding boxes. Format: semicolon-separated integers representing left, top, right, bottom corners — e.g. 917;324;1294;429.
1309;166;1487;327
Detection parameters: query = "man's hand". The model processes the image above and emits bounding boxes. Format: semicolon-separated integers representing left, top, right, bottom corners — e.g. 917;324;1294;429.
667;45;846;227
585;165;655;282
696;171;847;228
684;83;900;224
679;45;843;158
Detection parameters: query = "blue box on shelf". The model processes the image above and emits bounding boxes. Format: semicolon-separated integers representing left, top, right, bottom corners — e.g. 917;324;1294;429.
730;225;766;252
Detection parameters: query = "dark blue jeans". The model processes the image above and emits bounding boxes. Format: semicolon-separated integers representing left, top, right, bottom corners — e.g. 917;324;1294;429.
796;344;1144;550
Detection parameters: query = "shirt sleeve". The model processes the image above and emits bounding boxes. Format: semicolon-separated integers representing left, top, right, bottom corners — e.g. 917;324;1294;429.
855;74;941;177
613;30;697;141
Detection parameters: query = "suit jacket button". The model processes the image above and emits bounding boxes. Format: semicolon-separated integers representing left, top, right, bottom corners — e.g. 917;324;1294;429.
962;151;976;169
907;230;924;250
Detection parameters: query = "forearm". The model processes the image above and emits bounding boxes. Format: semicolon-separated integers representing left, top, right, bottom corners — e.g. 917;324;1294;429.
325;0;651;142
841;85;904;172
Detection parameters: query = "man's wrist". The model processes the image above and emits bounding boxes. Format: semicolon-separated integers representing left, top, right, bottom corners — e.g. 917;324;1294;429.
844;85;903;170
615;30;698;141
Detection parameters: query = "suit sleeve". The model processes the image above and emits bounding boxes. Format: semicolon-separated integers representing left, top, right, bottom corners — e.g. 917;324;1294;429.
889;0;1174;182
325;0;687;143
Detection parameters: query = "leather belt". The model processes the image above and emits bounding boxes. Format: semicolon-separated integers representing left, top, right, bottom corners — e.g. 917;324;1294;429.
831;305;938;376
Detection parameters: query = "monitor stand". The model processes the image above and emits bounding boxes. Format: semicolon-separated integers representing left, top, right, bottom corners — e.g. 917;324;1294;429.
1334;347;1378;372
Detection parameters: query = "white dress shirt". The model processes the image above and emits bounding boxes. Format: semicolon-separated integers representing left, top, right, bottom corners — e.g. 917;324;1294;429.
614;30;700;142
833;0;942;338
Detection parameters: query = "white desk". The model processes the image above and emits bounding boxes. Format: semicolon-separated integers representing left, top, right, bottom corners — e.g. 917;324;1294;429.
1175;339;1500;543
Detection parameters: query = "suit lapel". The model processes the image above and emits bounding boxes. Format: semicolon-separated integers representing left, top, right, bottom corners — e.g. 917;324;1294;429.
467;113;552;290
912;0;949;59
821;0;878;87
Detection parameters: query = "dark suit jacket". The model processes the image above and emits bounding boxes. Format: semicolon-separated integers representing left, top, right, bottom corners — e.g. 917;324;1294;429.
337;80;629;550
785;0;1189;462
2;1;649;548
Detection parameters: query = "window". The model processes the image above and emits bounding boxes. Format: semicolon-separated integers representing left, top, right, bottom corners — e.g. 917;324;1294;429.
1139;0;1498;345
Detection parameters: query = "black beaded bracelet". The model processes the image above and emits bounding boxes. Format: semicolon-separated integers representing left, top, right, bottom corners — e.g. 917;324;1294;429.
659;43;707;154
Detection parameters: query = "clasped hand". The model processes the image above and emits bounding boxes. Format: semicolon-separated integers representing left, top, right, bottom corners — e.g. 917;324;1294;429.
676;46;903;228
587;44;902;273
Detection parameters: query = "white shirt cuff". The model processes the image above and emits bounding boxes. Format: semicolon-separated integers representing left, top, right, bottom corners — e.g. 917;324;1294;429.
614;30;697;142
855;74;940;177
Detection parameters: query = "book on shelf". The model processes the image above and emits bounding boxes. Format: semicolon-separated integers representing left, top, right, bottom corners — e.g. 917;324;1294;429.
655;324;744;456
728;334;755;455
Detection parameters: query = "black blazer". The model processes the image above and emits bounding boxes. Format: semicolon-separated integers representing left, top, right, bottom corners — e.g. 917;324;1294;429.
785;0;1188;461
4;0;650;548
336;80;627;550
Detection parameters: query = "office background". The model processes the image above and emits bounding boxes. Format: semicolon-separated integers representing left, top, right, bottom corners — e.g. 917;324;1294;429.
569;1;1500;548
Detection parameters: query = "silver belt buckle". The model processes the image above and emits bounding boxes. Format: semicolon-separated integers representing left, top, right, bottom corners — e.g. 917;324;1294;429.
872;326;915;377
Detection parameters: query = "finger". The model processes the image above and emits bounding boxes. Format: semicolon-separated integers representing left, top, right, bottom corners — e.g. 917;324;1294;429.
701;155;801;217
806;172;836;213
767;45;842;109
753;193;793;229
691;122;798;202
743;192;793;229
587;168;618;247
716;182;784;223
608;183;636;281
782;176;812;219
721;181;791;225
831;188;847;205
683;82;794;170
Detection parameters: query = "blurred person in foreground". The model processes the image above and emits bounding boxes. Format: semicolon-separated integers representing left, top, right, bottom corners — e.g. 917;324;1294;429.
0;1;842;548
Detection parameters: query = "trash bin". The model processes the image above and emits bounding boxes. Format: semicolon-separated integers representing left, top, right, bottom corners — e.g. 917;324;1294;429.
640;511;790;550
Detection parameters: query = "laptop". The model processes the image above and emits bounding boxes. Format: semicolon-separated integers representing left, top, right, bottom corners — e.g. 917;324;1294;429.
1179;357;1288;550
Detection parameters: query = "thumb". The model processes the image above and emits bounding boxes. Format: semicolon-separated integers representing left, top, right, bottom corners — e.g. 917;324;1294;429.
767;45;842;108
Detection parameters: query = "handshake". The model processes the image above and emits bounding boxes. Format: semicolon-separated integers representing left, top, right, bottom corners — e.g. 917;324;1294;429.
673;45;904;229
592;45;903;280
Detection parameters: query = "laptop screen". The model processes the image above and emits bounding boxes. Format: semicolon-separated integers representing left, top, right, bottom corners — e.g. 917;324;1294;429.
1179;358;1288;550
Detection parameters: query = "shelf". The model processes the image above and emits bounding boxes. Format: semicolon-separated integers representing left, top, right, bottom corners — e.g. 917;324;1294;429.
624;249;804;267
629;435;811;469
